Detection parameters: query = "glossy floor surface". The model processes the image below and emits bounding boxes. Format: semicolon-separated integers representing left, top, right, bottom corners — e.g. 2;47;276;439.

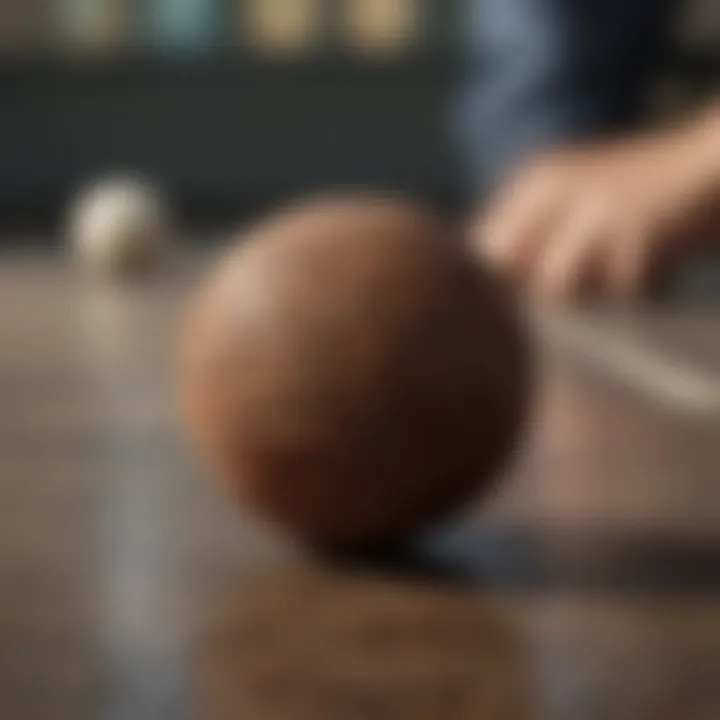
0;255;718;719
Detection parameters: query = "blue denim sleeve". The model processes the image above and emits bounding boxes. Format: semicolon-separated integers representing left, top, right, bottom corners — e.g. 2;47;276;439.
456;0;680;194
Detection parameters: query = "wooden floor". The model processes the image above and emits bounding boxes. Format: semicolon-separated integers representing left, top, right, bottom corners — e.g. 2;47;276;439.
0;253;719;720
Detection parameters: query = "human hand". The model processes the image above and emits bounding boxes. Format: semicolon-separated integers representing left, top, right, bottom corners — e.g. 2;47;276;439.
473;108;720;301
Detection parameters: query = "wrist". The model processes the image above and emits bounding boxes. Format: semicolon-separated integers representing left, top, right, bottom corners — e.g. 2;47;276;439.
682;104;720;236
689;103;720;187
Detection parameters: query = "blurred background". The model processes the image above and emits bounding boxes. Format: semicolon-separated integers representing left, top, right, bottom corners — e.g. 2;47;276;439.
0;5;719;719
0;0;717;236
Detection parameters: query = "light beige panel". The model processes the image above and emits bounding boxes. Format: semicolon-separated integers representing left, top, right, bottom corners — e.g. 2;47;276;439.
242;0;322;55
52;0;130;53
343;0;419;55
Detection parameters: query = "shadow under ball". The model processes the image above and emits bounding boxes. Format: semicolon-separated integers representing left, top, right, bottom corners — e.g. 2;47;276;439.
180;197;531;547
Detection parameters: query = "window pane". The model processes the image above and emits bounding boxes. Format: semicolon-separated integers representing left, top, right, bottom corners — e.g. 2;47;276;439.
343;0;419;55
145;0;219;52
52;0;129;53
242;0;322;55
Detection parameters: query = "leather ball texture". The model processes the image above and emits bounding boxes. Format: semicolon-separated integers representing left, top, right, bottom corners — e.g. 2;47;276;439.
180;196;531;547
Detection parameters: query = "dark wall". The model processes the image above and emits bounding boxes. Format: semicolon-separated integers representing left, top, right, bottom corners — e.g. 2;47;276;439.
0;0;716;233
0;56;463;229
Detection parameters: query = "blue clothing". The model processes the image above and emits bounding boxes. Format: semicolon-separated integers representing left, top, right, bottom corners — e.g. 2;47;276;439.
457;0;680;193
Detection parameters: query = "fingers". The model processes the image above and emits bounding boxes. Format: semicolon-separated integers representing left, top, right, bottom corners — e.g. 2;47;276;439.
475;165;564;281
475;178;609;302
469;147;671;302
475;197;655;302
534;200;605;301
606;226;651;299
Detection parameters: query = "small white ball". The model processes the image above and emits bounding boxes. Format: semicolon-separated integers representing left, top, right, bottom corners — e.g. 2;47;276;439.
69;176;171;277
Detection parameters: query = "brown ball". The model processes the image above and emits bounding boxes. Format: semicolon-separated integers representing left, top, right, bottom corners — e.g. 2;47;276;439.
180;196;530;547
